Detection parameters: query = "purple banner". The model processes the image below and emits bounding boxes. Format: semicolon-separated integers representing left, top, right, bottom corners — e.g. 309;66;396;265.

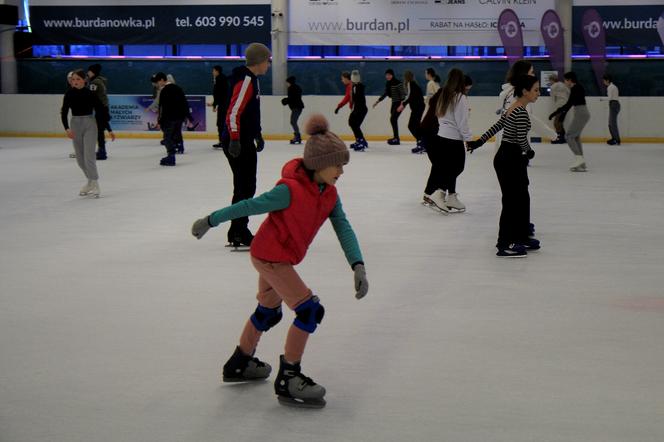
498;9;524;66
658;11;664;46
581;8;606;92
541;10;564;79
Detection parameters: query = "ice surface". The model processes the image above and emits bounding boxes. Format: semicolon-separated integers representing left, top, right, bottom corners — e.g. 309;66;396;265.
1;138;664;442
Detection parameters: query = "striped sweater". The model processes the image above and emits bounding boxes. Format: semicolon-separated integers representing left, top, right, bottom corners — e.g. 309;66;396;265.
478;106;531;154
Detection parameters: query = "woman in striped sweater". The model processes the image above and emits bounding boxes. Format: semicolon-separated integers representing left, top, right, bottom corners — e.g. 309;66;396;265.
467;75;541;257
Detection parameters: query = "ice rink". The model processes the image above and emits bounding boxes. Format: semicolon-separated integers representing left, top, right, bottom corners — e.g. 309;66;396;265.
1;137;664;442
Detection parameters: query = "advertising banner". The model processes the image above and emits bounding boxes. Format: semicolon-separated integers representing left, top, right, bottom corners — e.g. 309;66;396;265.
540;10;564;79
289;0;556;47
498;9;524;66
659;11;664;45
573;4;664;47
109;95;206;132
581;9;606;91
29;4;270;45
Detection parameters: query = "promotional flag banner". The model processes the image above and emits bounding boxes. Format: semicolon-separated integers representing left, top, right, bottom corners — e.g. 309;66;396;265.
541;9;565;79
581;8;606;91
498;9;524;66
658;11;664;45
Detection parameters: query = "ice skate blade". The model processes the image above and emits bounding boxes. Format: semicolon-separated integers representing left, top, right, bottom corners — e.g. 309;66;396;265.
222;376;268;383
225;244;250;252
426;204;449;215
278;396;326;409
570;167;587;172
446;207;466;213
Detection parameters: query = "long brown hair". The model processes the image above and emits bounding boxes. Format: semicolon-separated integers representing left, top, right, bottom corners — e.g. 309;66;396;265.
435;68;465;117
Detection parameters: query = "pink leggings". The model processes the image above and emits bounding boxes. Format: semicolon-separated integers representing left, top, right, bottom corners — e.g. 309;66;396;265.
238;257;313;363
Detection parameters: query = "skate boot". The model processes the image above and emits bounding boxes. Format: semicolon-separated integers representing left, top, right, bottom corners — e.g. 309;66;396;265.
425;189;449;214
226;231;253;251
96;148;107;160
213;142;223;149
160;155;176;166
353;138;367;152
349;139;359;150
222;346;272;382
175;143;185;154
289;134;302;145
519;237;540;251
496;243;527;258
89;180;100;198
569;155;587;172
445;193;466;212
411;140;426;154
387;137;400;145
79;180;93;196
422;193;434;207
69;152;77;159
274;355;326;408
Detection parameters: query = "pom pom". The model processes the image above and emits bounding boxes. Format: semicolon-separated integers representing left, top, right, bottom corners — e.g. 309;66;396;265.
305;114;329;136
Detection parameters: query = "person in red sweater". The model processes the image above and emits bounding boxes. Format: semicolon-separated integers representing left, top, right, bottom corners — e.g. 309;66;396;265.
191;114;369;408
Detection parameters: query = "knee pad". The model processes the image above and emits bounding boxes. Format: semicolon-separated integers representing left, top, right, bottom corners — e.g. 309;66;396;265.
294;296;325;333
250;304;283;332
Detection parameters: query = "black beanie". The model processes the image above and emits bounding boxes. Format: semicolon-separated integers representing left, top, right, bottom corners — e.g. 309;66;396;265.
88;64;102;76
286;76;296;84
385;69;394;76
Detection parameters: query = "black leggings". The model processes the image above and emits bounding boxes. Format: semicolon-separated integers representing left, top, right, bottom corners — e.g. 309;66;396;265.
349;107;367;139
493;141;531;248
390;102;402;139
407;107;424;141
424;136;466;195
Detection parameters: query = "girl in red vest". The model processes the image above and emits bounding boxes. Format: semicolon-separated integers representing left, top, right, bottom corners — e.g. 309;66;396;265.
191;114;368;408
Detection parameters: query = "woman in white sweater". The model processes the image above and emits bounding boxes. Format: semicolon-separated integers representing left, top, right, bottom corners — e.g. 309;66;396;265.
420;68;471;213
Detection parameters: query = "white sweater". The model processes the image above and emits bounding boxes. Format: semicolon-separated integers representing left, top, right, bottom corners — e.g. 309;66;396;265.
437;94;472;141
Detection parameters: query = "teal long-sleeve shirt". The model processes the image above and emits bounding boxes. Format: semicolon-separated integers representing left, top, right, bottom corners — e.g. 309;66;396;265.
208;184;364;268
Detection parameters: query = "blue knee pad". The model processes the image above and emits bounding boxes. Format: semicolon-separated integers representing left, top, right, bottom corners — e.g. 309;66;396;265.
294;296;325;333
250;304;283;332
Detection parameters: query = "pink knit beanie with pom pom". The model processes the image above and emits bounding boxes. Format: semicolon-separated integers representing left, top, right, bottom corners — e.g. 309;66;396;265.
302;114;349;171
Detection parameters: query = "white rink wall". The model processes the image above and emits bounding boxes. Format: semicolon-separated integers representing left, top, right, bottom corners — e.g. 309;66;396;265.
0;94;662;141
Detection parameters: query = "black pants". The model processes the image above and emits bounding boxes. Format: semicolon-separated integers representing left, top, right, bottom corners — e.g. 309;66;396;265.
290;108;303;136
161;119;184;155
216;107;227;142
424;136;465;195
390;102;402;139
223;138;258;241
349;107;368;139
493;141;531;248
407;107;424;141
95;107;109;151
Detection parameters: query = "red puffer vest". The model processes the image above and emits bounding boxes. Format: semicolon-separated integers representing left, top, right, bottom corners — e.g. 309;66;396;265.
251;158;338;265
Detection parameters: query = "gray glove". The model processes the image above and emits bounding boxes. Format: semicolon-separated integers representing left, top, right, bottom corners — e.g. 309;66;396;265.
353;264;368;299
228;139;241;158
192;216;211;239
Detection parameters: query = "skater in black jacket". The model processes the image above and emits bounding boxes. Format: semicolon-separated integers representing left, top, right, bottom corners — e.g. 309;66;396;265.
397;70;425;153
282;76;304;144
154;72;194;166
222;42;271;248
373;69;406;145
87;64;114;160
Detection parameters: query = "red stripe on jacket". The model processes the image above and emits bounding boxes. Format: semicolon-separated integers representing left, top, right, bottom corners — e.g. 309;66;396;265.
226;76;254;140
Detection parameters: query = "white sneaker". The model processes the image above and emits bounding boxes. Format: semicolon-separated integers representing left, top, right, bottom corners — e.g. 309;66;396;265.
445;193;466;212
427;189;449;213
79;180;92;196
569;156;587;172
89;180;100;198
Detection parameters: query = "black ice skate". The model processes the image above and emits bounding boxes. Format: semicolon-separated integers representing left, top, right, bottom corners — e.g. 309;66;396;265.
225;232;253;252
274;355;326;409
159;155;176;166
386;137;400;145
222;346;272;382
289;134;302;145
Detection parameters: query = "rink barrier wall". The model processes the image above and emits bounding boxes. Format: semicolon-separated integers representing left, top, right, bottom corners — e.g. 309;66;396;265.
0;94;662;142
